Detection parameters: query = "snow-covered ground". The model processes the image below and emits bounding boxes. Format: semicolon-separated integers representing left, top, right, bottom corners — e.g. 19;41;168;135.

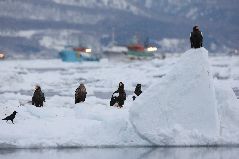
0;48;238;148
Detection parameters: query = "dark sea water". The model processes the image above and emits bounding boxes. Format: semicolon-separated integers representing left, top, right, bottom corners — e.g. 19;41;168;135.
1;147;239;159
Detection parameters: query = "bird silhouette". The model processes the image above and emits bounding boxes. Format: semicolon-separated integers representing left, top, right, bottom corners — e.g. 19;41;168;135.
2;111;18;124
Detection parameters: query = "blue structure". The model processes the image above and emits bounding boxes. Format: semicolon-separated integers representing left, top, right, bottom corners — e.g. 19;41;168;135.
59;50;78;62
59;49;99;62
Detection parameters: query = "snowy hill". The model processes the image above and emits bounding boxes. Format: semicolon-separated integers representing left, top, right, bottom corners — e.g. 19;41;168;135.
130;48;238;145
0;0;238;57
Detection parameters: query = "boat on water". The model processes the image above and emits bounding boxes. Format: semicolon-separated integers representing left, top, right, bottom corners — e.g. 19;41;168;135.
103;45;128;61
59;47;99;62
103;43;157;60
0;51;5;60
127;44;156;60
103;29;128;61
125;36;159;60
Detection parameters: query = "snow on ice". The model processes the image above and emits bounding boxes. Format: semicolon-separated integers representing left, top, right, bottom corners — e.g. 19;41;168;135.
0;48;238;148
130;48;221;145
